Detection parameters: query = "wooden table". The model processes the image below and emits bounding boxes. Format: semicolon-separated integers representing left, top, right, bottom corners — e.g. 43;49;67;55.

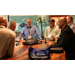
1;41;66;60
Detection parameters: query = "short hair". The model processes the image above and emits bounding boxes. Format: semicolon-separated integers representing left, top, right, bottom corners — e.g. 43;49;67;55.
9;21;16;28
67;15;73;21
48;19;55;22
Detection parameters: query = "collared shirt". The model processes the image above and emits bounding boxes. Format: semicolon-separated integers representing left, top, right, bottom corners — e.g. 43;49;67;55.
44;25;60;40
0;25;5;28
68;23;75;34
19;25;42;40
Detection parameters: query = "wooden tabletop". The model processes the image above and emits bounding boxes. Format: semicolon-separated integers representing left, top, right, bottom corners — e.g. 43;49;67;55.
1;41;66;60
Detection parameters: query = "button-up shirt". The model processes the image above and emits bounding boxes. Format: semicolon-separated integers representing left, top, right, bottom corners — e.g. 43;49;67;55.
19;25;42;40
68;23;75;34
44;25;60;40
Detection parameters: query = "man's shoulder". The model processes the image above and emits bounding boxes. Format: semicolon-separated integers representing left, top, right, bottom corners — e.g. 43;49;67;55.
71;23;75;25
63;25;73;33
65;25;71;30
3;28;16;38
71;23;75;27
23;26;27;29
22;26;27;31
46;26;50;29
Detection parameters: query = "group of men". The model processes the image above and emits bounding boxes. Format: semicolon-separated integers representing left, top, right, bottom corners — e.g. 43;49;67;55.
0;15;75;60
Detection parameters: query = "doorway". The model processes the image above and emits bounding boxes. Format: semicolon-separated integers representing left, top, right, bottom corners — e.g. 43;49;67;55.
49;15;68;26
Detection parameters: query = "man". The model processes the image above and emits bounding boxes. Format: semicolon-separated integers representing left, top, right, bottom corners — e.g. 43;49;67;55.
47;17;75;60
0;17;16;59
8;22;19;46
44;19;60;42
19;19;43;43
66;15;75;34
8;21;16;31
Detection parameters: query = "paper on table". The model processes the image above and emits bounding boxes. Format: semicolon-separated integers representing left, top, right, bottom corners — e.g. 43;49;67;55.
28;35;31;39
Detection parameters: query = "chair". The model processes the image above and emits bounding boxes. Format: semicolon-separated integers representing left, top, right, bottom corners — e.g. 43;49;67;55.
50;47;63;53
50;47;66;60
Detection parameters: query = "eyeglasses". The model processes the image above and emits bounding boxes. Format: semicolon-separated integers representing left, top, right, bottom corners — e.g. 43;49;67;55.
27;22;32;23
58;21;65;22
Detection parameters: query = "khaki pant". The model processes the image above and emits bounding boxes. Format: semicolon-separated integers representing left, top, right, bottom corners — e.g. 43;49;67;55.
50;51;66;60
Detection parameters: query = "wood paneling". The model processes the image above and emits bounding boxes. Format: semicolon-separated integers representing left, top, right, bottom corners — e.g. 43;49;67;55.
49;15;68;19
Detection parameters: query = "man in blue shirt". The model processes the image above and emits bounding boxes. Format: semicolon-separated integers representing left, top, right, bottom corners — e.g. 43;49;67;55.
19;19;43;42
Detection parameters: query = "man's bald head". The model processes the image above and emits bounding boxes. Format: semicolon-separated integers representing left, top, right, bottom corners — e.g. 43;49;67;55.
58;17;67;29
8;22;16;31
60;17;67;22
0;17;7;28
27;19;32;22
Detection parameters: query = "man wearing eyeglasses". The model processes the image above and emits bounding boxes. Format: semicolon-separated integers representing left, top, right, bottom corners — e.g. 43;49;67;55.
47;17;75;60
19;19;43;43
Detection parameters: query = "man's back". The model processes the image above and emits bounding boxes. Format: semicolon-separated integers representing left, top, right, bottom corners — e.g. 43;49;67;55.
0;25;16;59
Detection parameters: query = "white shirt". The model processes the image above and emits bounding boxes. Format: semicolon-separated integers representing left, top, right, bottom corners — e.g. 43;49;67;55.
44;25;60;40
68;23;75;34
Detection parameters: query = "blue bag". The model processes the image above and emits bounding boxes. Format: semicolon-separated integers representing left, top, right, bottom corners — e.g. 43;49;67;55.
28;46;51;59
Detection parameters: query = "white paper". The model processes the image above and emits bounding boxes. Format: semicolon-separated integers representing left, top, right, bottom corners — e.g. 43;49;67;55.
15;23;18;30
28;35;31;39
48;34;51;38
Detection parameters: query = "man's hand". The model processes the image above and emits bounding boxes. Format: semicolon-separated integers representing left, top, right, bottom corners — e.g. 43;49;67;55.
46;38;49;43
20;39;26;43
40;39;45;43
46;41;52;47
51;36;55;41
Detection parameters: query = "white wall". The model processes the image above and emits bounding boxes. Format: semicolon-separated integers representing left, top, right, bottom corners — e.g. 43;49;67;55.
0;15;8;21
9;15;34;16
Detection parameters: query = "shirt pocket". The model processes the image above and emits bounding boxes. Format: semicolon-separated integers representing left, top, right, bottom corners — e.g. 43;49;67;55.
30;30;35;35
54;30;58;34
24;30;29;36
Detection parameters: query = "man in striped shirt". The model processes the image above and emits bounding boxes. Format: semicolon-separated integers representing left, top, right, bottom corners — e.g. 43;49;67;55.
66;15;75;34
